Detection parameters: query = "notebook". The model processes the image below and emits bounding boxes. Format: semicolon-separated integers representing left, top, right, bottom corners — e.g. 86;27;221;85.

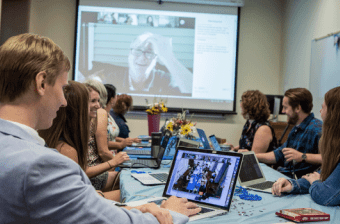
126;147;243;222
119;135;170;169
197;129;211;149
209;135;222;151
237;151;275;193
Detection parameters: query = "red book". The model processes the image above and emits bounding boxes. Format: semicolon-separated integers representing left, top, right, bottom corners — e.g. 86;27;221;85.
276;208;330;222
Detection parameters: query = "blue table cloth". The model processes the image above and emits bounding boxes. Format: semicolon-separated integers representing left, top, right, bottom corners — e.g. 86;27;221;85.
120;162;340;223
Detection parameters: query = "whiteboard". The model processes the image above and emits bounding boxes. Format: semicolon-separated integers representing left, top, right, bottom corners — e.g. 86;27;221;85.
309;33;340;120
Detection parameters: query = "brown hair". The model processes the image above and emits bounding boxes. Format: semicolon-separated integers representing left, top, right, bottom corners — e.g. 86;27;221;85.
113;94;133;114
241;90;270;122
38;81;89;170
84;79;107;108
284;88;313;113
0;33;70;103
320;86;340;181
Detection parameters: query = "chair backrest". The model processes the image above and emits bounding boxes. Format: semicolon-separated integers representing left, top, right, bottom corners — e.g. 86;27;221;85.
269;121;293;146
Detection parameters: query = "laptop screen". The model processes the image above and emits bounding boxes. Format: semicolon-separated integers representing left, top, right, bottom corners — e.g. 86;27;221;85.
163;147;242;210
238;152;264;182
197;129;211;149
209;135;221;151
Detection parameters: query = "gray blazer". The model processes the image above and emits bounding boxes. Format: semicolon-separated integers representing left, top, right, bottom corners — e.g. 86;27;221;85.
0;118;188;224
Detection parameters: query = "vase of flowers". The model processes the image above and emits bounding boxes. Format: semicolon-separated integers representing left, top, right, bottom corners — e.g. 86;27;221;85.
165;110;196;139
146;98;168;136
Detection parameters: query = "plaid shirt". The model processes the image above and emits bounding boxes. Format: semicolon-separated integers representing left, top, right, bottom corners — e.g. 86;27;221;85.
273;113;322;178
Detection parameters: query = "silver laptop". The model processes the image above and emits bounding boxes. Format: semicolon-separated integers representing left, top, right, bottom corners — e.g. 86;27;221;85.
132;138;200;185
126;147;243;222
131;172;169;185
238;151;274;193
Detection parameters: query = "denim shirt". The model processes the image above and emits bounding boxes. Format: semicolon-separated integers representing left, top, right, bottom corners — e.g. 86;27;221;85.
288;162;340;206
273;113;322;178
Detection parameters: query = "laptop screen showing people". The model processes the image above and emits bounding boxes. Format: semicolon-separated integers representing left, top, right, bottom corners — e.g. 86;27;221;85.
126;147;243;222
209;135;222;151
237;151;274;193
197;128;211;149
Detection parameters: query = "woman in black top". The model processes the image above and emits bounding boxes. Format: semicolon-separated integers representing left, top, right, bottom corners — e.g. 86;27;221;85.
110;94;133;138
232;90;277;153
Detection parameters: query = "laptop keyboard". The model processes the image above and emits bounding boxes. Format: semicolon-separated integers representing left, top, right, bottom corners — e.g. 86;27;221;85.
150;173;168;182
134;159;157;166
248;181;274;190
124;150;151;155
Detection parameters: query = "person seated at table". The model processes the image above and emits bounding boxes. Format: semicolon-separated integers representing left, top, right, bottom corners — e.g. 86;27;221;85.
110;94;133;138
0;33;201;223
256;88;322;179
230;90;278;153
39;81;129;201
272;86;340;206
104;84;140;153
84;80;128;191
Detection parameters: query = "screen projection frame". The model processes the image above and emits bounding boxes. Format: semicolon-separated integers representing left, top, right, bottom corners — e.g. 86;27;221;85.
73;0;240;115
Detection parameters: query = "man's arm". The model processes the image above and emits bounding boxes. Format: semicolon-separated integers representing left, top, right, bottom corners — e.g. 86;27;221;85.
25;152;190;224
256;151;277;164
282;148;322;165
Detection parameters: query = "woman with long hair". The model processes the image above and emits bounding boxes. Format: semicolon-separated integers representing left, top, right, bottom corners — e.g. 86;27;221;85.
39;81;129;201
272;86;340;206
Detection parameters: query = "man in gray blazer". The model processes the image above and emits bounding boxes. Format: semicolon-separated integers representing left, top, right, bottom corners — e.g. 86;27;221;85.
0;33;200;224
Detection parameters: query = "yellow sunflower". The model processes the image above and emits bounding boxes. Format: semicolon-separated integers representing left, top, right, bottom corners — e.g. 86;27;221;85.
166;122;174;132
146;109;154;114
180;124;191;136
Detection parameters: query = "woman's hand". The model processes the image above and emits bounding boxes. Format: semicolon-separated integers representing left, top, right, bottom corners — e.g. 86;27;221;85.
272;177;293;196
302;172;320;184
109;152;130;166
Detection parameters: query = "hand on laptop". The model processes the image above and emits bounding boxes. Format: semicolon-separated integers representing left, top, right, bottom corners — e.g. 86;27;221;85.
271;177;293;196
160;196;201;217
135;203;173;224
110;152;130;166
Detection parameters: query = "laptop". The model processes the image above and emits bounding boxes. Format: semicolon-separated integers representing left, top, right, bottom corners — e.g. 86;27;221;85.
197;129;211;149
237;151;275;193
126;147;243;222
119;134;170;169
163;137;200;160
209;135;222;151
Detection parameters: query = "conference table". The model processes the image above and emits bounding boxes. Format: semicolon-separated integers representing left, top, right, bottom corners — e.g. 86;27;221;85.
119;160;340;224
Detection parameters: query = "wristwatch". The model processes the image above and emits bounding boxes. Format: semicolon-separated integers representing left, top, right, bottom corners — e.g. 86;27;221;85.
301;153;307;162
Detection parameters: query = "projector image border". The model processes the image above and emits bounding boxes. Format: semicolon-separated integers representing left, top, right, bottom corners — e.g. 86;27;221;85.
136;0;245;7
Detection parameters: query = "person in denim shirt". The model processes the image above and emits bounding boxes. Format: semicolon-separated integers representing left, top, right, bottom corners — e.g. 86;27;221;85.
256;88;322;178
272;87;340;206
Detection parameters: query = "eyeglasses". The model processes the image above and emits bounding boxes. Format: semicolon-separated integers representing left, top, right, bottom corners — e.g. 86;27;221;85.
130;48;156;60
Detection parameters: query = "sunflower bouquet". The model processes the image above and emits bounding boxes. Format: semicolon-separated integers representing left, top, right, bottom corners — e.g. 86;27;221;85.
145;98;168;115
165;110;196;138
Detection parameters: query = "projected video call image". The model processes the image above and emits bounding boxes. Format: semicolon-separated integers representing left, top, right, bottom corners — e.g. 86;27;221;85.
75;2;238;112
171;153;231;201
77;10;195;97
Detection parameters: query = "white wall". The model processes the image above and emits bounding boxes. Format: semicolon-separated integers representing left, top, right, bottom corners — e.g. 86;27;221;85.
282;0;340;92
28;0;284;146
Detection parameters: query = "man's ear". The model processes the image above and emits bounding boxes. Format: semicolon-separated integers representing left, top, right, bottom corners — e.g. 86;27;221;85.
35;71;47;95
295;104;302;113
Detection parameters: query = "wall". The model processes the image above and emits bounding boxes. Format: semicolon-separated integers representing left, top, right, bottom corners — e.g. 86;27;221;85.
282;0;340;93
28;0;284;145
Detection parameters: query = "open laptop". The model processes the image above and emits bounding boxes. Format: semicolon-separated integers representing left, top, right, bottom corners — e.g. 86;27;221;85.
197;129;211;149
163;137;200;160
126;147;243;222
132;138;201;185
119;134;170;169
237;151;275;193
209;135;222;151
